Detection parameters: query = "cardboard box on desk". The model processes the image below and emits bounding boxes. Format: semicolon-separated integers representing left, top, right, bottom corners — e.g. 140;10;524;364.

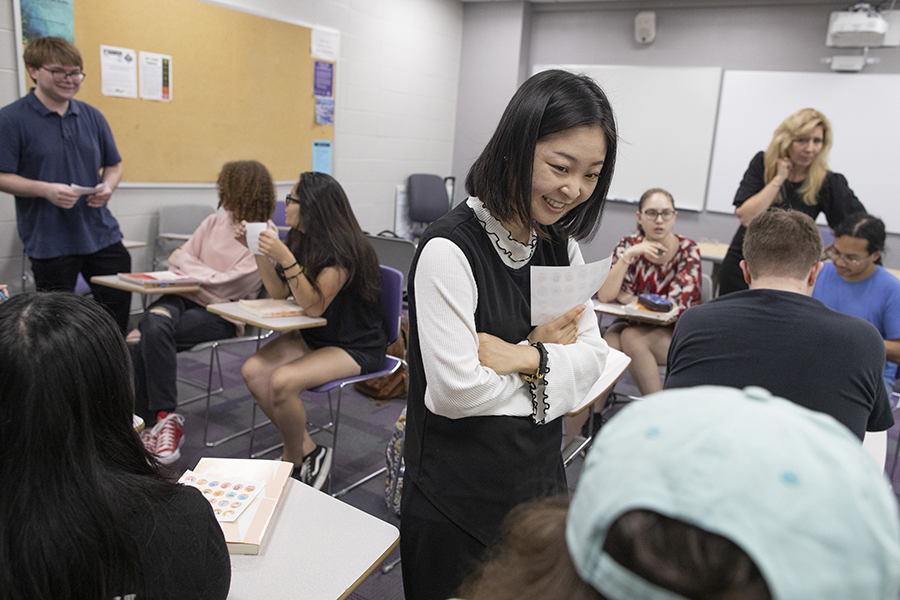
191;458;293;555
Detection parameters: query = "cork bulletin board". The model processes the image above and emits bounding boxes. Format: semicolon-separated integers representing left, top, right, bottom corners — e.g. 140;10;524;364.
73;0;333;182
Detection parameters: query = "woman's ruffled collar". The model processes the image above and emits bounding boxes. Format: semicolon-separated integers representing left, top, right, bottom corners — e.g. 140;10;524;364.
467;197;536;267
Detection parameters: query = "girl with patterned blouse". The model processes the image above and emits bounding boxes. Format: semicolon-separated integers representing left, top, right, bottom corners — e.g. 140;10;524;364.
596;188;701;395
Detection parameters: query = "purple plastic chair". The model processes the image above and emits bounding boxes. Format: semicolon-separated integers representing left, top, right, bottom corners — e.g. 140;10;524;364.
249;266;405;494
273;202;289;240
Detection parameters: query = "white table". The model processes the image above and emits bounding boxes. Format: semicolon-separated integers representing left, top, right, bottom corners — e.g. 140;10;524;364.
228;479;399;600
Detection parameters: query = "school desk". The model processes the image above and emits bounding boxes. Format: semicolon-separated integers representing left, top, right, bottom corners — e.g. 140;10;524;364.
206;301;326;333
593;299;679;326
90;274;202;295
228;478;399;600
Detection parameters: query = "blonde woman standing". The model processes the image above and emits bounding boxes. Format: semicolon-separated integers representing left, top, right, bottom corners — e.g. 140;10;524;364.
718;108;865;295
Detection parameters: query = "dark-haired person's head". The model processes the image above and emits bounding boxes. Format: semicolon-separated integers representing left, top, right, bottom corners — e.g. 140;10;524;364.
283;172;381;310
828;212;886;281
0;292;168;598
217;160;276;223
465;69;617;242
0;292;148;469
742;209;823;282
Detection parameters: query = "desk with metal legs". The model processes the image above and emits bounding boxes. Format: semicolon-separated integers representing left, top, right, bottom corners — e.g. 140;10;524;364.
205;302;327;453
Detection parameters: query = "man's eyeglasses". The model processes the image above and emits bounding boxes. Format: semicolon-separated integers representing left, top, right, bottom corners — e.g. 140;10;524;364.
285;194;300;206
825;247;869;266
641;209;676;221
41;67;86;83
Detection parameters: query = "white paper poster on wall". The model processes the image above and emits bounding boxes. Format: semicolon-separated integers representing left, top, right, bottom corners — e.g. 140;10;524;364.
100;45;137;98
311;27;340;61
139;51;172;101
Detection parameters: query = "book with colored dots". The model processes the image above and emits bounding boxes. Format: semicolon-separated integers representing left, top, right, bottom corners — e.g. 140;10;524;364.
182;458;293;555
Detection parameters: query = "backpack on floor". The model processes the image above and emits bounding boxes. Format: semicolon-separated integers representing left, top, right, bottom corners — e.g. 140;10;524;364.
354;313;409;400
384;406;406;517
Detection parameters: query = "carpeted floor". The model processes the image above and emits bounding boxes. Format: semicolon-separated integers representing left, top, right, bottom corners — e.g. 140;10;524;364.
162;328;900;600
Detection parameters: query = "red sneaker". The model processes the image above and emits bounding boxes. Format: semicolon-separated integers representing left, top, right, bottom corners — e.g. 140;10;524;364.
150;412;185;465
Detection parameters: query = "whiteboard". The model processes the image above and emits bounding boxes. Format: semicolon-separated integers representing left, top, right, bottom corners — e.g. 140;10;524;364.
535;64;723;211
707;70;900;233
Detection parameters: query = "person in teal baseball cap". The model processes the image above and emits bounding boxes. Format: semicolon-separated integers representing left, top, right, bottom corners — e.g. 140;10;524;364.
458;385;900;600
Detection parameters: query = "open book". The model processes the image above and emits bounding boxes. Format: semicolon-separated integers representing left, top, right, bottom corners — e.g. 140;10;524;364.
117;270;202;289
238;298;305;318
186;458;293;555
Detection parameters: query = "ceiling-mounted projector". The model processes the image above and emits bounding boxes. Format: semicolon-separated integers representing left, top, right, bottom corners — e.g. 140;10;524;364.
827;9;889;47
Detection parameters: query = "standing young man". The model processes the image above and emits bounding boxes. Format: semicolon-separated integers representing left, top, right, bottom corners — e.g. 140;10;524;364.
813;212;900;397
0;36;130;332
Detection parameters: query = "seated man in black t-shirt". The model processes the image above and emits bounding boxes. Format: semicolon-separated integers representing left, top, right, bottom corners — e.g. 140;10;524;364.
665;209;893;441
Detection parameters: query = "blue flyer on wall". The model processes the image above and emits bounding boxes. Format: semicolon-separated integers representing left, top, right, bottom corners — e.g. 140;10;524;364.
312;140;332;176
20;0;74;43
315;97;334;125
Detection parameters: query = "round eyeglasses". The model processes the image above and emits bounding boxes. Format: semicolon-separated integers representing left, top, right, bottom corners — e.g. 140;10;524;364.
41;67;86;83
825;247;870;266
641;209;676;221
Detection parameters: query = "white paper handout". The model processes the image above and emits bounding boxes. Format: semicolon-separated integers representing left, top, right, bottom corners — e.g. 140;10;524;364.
70;183;104;195
531;257;612;326
100;45;138;98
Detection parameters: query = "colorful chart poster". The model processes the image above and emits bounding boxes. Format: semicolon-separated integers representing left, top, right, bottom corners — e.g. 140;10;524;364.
315;97;334;125
313;61;333;97
139;51;173;101
19;0;74;43
100;45;137;98
312;140;333;176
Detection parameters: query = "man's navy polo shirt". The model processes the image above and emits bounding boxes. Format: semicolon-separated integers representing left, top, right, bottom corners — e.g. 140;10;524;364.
0;90;122;258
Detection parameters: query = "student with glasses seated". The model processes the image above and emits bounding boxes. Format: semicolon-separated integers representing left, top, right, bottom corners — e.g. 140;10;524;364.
592;188;700;395
0;36;131;333
235;172;386;489
813;212;900;401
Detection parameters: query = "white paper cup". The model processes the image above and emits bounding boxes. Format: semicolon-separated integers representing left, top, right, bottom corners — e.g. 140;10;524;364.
245;222;267;255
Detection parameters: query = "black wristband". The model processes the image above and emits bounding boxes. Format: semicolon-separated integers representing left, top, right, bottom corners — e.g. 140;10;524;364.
522;341;548;383
282;261;299;272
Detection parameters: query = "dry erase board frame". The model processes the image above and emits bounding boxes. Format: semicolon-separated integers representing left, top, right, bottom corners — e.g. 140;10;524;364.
706;70;900;234
534;64;722;212
73;0;334;183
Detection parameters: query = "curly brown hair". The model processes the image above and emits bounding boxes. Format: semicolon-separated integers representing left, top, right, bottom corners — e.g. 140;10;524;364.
216;160;276;222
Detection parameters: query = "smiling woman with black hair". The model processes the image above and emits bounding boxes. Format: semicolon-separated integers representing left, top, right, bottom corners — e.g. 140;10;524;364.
0;292;230;600
400;69;617;600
